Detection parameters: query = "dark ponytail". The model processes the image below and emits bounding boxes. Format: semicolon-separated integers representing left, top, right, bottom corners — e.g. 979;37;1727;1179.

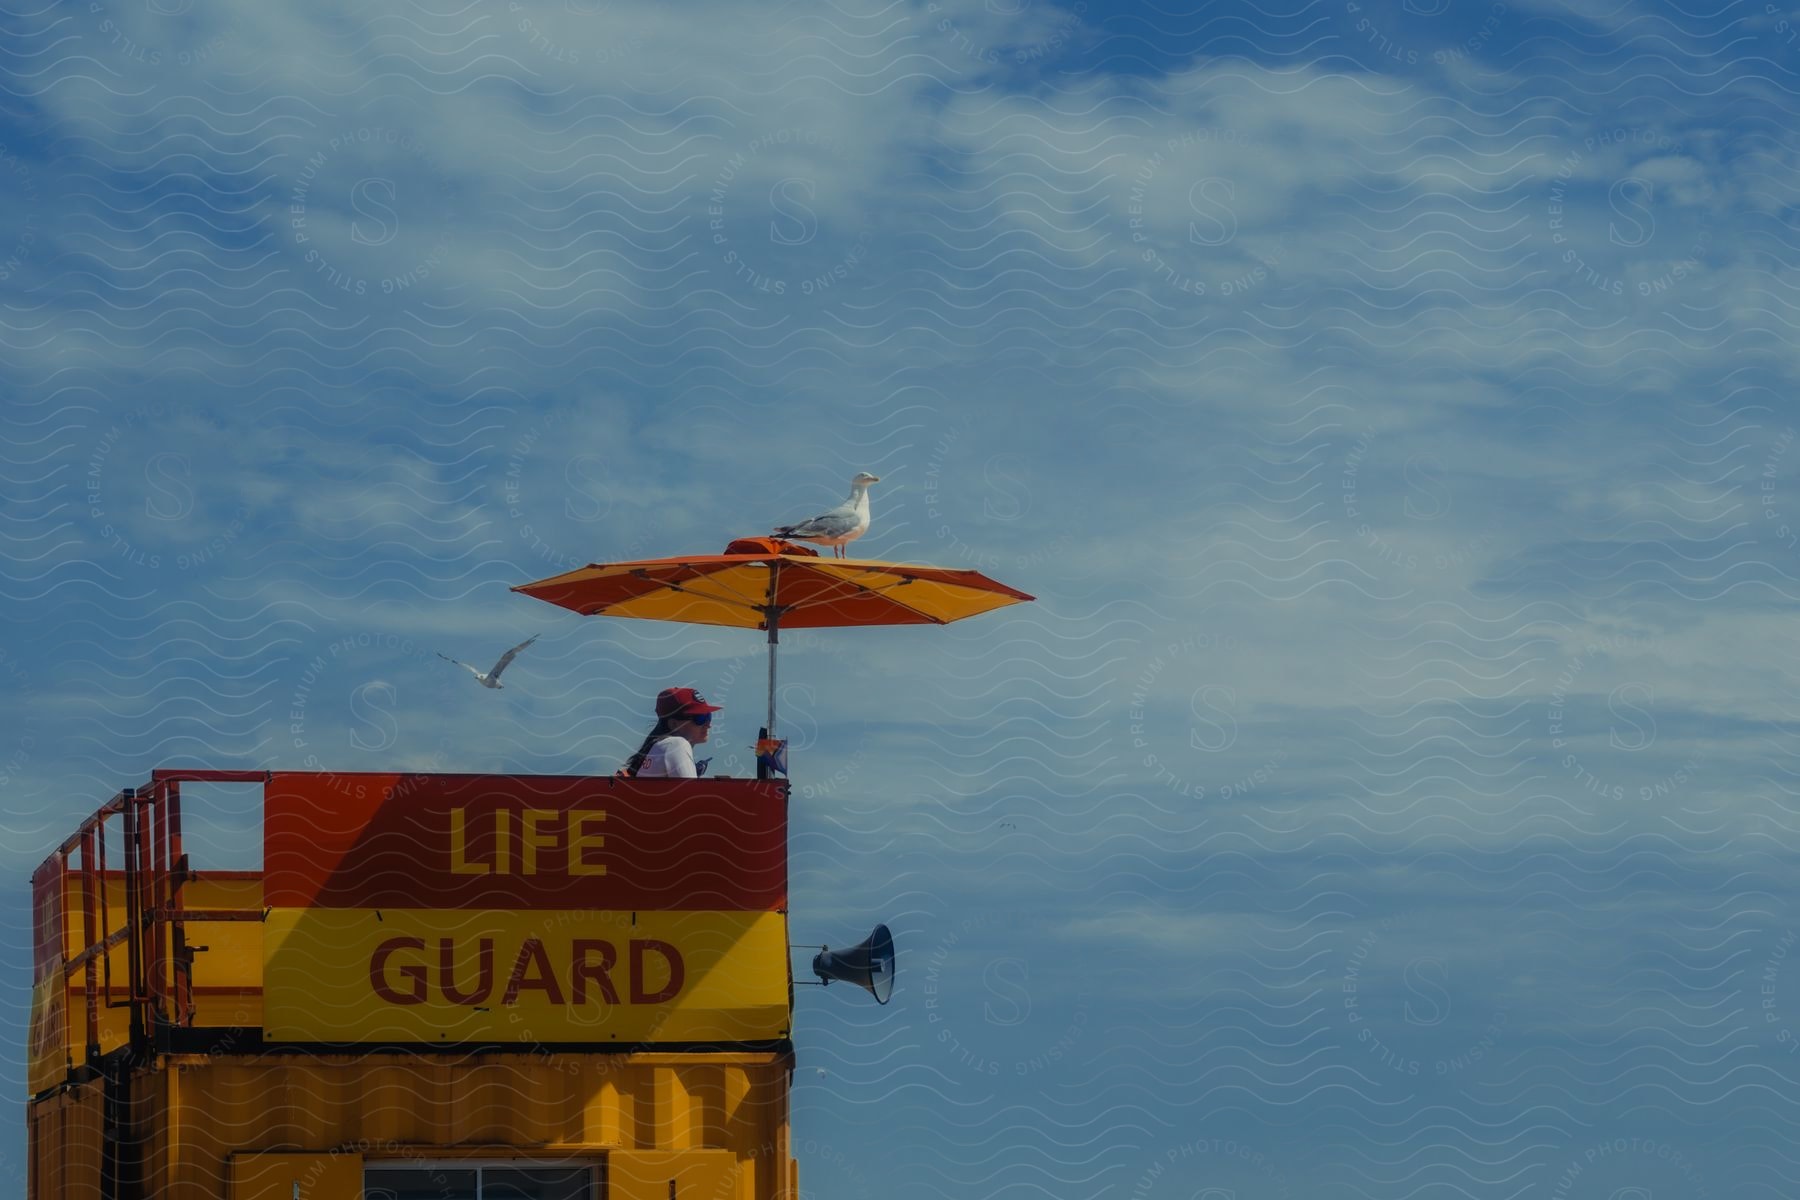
622;716;676;777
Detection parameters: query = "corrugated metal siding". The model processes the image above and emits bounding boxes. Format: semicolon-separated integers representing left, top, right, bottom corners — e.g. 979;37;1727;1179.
27;1079;103;1200
95;1051;793;1200
226;1151;363;1200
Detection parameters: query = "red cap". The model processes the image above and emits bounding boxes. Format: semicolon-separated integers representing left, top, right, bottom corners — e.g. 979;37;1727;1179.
656;687;723;719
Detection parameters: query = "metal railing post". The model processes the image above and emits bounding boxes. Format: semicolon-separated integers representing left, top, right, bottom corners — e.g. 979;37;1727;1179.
79;829;100;1063
168;780;192;1026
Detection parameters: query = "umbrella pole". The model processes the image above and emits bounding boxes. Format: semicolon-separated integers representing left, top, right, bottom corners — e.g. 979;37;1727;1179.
764;559;782;740
766;613;778;737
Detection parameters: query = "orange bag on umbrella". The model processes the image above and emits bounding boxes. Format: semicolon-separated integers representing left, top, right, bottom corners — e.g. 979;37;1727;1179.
722;536;819;557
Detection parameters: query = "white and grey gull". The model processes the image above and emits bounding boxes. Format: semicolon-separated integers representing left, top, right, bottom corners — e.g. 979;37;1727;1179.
437;634;538;689
772;472;880;558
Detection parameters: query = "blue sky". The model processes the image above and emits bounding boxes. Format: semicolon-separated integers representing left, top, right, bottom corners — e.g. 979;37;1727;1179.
3;0;1800;1196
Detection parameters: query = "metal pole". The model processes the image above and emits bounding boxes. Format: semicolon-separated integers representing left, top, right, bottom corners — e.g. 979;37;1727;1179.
765;558;780;738
766;615;778;737
81;829;99;1062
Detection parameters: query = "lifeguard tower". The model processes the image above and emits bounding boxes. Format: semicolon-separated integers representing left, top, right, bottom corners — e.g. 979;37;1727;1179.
27;768;797;1199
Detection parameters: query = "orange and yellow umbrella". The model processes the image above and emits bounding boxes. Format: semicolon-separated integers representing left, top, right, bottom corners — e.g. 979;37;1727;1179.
513;538;1034;739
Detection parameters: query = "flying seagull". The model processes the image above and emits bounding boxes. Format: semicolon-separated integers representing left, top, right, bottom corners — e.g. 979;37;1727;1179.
772;472;880;559
437;634;538;689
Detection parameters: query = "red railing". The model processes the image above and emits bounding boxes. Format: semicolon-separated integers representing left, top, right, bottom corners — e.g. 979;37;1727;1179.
39;770;268;1057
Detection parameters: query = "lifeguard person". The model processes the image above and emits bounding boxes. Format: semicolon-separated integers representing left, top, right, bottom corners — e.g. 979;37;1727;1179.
621;687;721;778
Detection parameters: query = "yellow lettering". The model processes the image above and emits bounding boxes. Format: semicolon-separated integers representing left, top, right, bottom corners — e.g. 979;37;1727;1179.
570;810;607;876
495;807;513;874
521;808;558;875
449;808;489;875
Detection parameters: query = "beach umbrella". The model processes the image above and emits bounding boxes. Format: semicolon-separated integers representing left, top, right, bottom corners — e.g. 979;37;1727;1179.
512;538;1035;741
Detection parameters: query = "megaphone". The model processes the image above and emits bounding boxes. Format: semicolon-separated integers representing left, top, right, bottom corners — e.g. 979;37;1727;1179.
811;923;895;1004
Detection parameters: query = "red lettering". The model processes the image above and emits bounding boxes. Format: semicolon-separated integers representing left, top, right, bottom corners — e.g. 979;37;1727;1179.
366;934;692;1009
441;937;495;1005
502;937;565;1005
370;937;426;1005
630;938;684;1004
571;939;619;1006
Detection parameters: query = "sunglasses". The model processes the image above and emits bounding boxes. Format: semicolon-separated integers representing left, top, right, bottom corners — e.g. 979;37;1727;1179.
685;712;713;726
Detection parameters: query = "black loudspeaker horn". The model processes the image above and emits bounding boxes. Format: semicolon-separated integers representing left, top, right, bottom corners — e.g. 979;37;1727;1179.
812;924;895;1004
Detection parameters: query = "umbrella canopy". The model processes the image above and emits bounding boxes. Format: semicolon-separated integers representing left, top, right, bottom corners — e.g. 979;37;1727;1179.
513;550;1034;629
512;540;1035;746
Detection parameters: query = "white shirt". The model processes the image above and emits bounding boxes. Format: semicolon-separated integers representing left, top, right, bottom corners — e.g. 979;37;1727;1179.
638;735;697;778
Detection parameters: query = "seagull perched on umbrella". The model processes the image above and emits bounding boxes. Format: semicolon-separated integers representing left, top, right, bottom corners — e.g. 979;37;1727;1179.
772;472;880;559
437;634;538;689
